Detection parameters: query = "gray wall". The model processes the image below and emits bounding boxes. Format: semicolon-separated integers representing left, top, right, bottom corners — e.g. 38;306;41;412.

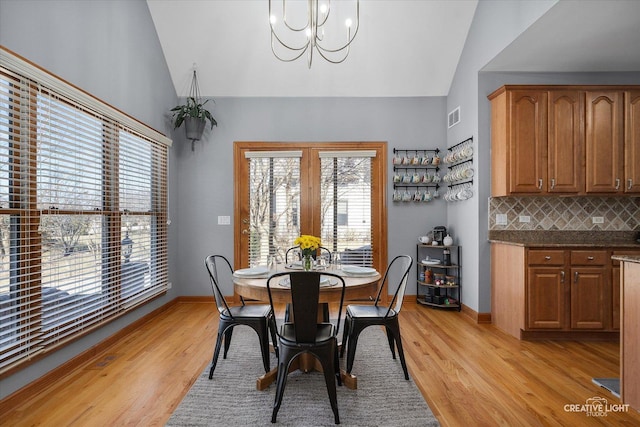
444;0;557;313
172;96;448;298
0;0;179;399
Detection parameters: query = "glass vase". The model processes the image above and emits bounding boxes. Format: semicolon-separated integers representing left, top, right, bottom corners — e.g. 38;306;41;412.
303;254;313;271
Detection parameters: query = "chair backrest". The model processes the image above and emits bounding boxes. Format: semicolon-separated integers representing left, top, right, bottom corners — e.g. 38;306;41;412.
285;246;332;265
267;271;345;343
374;255;413;317
204;255;235;316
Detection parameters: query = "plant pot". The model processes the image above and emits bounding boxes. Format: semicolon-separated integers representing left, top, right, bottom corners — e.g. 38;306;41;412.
184;117;206;141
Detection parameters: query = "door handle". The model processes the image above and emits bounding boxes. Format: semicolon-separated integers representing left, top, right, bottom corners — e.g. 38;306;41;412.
538;179;543;190
587;256;594;261
574;271;579;284
629;179;633;190
615;178;620;190
560;271;565;284
544;256;552;261
550;178;555;190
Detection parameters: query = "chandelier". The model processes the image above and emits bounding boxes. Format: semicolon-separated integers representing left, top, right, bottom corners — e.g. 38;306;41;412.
269;0;360;68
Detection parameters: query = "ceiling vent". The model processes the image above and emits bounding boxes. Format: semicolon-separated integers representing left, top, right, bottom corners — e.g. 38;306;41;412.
448;106;460;128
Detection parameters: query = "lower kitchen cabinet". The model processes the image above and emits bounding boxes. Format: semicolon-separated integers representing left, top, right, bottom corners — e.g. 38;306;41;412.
492;243;640;340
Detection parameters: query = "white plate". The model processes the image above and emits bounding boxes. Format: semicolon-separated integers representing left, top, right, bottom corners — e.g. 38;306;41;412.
279;276;336;288
341;265;377;276
421;259;441;265
234;266;270;277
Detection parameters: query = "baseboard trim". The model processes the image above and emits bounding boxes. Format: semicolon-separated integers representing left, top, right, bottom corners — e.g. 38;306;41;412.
0;298;180;414
461;304;492;324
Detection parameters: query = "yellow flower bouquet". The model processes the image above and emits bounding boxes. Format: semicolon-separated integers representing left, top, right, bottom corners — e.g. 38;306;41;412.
294;235;321;270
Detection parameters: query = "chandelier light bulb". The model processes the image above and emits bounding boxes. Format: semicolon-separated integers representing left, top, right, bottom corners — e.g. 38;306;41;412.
320;4;328;15
270;14;276;25
345;18;353;28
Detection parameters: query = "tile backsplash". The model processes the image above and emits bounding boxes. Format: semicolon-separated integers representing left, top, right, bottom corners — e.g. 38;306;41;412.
489;196;640;231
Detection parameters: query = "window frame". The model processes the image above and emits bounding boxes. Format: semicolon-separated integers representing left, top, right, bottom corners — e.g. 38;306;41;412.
233;141;387;301
0;47;170;376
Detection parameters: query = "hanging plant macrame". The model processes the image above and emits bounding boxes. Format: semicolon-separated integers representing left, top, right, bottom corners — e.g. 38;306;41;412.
170;68;217;150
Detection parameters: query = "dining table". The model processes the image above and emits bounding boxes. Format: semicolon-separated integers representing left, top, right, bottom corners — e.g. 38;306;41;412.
233;263;381;391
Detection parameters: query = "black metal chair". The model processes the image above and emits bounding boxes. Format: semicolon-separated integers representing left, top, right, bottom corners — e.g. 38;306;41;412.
340;254;413;380
204;255;278;379
285;245;332;265
266;271;346;424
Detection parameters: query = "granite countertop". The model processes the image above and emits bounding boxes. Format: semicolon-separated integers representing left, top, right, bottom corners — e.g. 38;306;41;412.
611;255;640;264
489;230;640;248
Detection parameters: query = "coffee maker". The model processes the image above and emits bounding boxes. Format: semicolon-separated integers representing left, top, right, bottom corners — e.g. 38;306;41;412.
432;226;447;245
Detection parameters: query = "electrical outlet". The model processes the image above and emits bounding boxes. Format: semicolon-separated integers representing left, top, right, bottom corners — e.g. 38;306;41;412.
496;214;508;225
217;215;231;225
519;215;531;223
592;216;604;224
167;282;172;289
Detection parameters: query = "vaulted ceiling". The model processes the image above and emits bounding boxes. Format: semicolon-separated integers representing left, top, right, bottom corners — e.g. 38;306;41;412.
147;0;640;99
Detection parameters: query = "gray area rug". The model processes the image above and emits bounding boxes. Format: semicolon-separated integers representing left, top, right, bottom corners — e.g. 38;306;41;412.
167;325;439;426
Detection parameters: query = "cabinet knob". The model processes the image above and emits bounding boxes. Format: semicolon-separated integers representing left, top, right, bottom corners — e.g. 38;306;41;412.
587;256;594;261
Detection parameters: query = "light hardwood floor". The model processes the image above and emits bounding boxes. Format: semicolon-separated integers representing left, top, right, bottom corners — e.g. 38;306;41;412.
2;300;640;426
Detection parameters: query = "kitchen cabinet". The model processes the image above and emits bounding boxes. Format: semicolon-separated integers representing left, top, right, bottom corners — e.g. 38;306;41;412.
492;243;640;340
585;90;624;193
626;90;640;193
526;250;566;329
570;250;608;329
548;90;584;193
489;85;640;196
490;88;548;195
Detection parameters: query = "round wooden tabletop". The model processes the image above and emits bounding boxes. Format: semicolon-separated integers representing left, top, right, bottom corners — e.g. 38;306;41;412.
233;265;381;304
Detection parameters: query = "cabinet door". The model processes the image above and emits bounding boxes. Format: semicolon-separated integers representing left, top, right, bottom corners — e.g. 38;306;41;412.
570;267;606;329
585;91;624;193
527;267;566;329
548;91;584;193
509;90;548;194
625;90;640;193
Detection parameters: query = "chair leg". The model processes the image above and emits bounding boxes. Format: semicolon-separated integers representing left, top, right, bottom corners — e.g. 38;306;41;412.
268;314;279;358
223;326;234;359
255;320;271;373
387;320;409;380
334;346;342;387
209;328;226;379
318;344;340;424
271;346;292;424
385;325;397;359
345;322;368;375
340;315;350;358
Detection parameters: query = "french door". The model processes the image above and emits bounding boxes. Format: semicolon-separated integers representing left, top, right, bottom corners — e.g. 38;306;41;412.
233;141;387;283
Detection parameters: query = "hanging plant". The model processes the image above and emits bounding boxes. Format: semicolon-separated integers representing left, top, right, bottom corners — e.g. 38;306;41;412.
170;69;217;146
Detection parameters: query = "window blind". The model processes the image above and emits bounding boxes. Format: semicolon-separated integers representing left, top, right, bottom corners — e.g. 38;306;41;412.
0;48;169;373
247;154;301;266
320;154;373;266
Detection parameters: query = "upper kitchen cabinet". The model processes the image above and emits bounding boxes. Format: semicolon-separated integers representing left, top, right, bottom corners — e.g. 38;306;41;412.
626;90;640;193
548;90;584;194
585;90;624;193
489;85;640;196
490;88;548;196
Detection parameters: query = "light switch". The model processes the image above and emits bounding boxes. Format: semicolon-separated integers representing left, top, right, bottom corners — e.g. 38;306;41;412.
496;214;508;225
217;215;231;225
